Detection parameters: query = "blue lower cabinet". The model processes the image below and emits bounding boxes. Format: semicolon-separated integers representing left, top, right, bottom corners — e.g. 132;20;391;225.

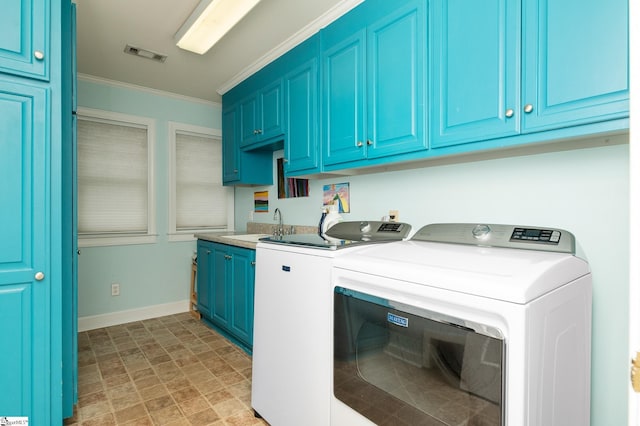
197;240;255;352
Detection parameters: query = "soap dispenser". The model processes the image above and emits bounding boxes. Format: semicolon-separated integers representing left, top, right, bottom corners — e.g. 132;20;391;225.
319;203;343;235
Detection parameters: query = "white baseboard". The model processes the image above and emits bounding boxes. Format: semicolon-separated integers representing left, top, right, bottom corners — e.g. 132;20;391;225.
78;300;190;332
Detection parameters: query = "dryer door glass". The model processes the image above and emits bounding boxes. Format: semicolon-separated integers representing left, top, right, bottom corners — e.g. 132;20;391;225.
334;287;504;425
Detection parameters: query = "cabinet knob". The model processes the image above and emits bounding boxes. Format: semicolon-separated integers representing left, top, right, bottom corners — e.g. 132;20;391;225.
283;158;288;163
505;108;514;118
251;261;256;267
35;272;45;281
34;50;45;60
356;141;363;147
224;254;232;260
366;140;373;146
523;104;534;114
206;250;211;255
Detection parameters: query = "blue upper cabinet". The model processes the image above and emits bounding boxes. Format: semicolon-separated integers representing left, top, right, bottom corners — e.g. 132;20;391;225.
430;0;519;147
239;78;284;149
0;0;48;80
222;105;273;186
430;0;628;149
522;0;629;131
285;56;320;174
322;0;426;169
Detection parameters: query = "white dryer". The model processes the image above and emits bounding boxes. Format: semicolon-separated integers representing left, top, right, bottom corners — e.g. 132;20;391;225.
331;223;592;426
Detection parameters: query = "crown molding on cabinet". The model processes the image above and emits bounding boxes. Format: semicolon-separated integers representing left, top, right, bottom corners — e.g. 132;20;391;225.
217;0;365;96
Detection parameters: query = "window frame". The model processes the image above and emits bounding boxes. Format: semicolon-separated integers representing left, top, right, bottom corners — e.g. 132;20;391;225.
167;121;234;242
77;107;157;247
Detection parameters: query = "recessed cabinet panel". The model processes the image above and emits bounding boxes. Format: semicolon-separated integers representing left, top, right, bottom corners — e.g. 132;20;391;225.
522;0;629;131
323;32;366;166
285;58;319;173
368;4;426;158
222;108;240;183
0;0;48;80
430;0;518;148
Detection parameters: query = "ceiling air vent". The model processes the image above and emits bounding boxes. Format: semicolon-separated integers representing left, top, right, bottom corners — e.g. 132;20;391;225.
124;44;167;63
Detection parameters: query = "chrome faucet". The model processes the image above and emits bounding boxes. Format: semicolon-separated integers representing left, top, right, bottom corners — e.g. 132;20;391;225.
273;208;283;236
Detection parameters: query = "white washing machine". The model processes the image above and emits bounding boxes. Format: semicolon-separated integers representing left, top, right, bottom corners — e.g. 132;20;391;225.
331;223;592;426
251;221;411;426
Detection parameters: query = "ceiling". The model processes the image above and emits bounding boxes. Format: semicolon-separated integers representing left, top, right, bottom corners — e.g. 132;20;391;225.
75;0;355;104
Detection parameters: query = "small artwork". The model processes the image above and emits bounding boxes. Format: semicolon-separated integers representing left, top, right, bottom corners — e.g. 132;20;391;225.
323;183;350;213
254;191;268;213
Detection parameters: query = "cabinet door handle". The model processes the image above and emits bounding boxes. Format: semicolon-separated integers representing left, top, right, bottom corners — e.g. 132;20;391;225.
356;141;363;147
251;261;256;267
224;254;232;260
523;104;534;114
505;108;514;118
35;272;45;281
366;139;373;146
206;250;211;255
34;50;45;60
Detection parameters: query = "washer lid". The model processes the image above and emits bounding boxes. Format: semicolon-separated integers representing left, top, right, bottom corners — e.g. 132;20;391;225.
332;240;590;304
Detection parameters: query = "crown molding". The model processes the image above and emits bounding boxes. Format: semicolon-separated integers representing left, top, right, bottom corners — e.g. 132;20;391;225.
78;73;222;107
217;0;364;96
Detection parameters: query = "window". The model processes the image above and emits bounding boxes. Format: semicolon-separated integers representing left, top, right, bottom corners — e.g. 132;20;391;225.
168;122;233;241
77;108;156;246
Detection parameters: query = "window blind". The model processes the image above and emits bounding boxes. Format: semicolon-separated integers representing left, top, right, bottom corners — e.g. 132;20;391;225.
175;132;227;230
77;119;148;234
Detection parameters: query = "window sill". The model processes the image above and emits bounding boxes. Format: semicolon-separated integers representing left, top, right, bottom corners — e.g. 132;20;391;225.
79;234;158;248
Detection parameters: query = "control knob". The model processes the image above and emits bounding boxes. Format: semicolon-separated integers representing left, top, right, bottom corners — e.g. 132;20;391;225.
359;221;372;233
472;224;491;240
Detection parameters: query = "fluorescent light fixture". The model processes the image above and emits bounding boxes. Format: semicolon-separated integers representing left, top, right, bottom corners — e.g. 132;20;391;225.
175;0;262;55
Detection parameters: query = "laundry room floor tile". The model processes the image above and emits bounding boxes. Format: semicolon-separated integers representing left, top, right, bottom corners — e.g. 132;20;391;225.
64;313;267;426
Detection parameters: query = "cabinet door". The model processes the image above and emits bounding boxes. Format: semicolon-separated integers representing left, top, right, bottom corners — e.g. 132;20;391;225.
285;57;319;174
367;1;427;158
239;95;258;147
258;79;284;141
0;0;48;80
522;0;628;131
0;80;50;421
229;247;255;347
322;30;367;166
211;244;230;327
430;0;518;148
196;241;212;318
222;107;240;183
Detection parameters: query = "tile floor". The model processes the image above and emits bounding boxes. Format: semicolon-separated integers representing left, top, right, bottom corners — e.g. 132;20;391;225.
64;313;268;426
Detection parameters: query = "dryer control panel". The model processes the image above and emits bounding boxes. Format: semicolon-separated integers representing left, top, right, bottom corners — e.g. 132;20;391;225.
412;223;575;254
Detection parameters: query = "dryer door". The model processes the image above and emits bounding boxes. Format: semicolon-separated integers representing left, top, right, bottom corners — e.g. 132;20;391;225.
334;287;505;425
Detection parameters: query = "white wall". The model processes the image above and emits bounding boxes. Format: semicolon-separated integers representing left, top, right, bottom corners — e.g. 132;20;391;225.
235;139;629;426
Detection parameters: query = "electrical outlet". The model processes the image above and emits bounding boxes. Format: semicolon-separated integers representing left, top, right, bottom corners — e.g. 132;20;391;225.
389;210;399;222
111;283;120;296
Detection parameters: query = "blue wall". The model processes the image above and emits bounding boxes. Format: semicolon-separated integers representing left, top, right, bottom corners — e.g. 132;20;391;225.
76;77;220;319
235;139;629;426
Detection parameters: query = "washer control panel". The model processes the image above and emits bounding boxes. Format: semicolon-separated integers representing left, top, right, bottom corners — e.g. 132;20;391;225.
412;223;575;254
326;221;412;241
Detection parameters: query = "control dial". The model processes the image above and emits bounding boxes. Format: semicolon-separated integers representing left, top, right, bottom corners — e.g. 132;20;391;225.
472;224;491;240
359;221;372;233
